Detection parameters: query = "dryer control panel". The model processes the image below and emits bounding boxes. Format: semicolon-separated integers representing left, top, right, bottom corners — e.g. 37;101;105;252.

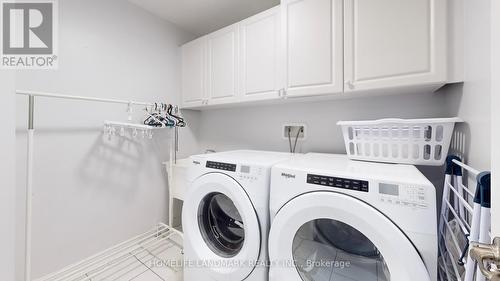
307;174;369;192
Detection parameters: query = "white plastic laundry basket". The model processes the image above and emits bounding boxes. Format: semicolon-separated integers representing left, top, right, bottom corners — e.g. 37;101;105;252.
337;118;462;166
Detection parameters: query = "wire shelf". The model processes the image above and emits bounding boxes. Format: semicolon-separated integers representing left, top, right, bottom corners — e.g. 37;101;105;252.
36;223;183;281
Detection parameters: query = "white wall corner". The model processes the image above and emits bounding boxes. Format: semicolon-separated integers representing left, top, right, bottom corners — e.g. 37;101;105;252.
447;0;465;83
0;71;16;281
490;0;500;238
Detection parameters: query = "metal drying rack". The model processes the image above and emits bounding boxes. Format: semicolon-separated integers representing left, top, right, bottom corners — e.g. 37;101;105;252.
438;156;491;281
17;90;182;281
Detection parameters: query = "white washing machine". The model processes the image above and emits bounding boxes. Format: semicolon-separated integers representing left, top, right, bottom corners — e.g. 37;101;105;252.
268;153;438;281
182;150;293;281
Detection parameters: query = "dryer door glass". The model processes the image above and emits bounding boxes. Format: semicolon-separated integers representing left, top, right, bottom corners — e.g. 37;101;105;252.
293;219;390;281
198;192;245;258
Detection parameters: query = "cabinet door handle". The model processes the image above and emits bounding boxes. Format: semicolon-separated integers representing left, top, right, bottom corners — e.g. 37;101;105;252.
470;237;500;281
346;81;355;90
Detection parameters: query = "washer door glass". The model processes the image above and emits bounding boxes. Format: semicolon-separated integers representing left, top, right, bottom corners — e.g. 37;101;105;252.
293;219;391;281
198;192;245;258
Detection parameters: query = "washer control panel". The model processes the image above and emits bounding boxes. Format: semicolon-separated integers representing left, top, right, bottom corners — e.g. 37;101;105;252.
206;161;236;172
379;183;428;209
307;174;369;192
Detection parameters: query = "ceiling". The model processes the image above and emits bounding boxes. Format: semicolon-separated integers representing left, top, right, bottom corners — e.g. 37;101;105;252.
128;0;280;36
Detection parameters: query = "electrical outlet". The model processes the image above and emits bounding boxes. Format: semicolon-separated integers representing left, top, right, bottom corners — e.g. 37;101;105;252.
283;124;306;140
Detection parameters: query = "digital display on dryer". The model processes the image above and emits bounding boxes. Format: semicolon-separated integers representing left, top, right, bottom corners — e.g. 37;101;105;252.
240;165;251;173
379;183;399;196
307;174;369;192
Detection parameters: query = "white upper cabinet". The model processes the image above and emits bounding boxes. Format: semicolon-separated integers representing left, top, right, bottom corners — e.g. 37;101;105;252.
281;0;344;97
239;7;281;101
206;24;239;105
343;0;446;92
181;36;207;108
180;0;452;109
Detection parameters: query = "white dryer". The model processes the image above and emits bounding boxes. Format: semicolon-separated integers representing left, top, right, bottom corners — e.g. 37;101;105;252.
182;150;293;281
268;153;438;281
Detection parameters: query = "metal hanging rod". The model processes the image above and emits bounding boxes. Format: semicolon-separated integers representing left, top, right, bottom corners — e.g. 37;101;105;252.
104;120;165;130
16;90;159;107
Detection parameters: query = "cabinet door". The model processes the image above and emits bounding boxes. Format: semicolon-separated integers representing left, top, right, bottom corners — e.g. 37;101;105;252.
239;7;281;101
207;24;239;105
344;0;446;92
181;37;207;108
281;0;344;97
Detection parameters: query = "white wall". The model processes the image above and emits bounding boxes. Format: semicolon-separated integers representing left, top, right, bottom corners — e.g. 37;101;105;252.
444;0;491;173
195;92;453;190
0;71;16;281
491;0;500;238
15;0;196;279
196;93;452;154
